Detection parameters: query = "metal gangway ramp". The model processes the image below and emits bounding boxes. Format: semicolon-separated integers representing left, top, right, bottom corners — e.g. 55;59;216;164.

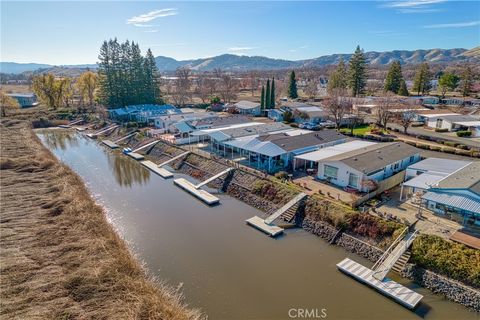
158;151;190;167
114;131;138;143
246;192;307;237
195;167;234;189
87;124;118;138
372;228;418;281
132;140;160;153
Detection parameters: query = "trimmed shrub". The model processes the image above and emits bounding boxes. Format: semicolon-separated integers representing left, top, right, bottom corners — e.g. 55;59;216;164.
442;147;456;154
290;123;299;128
429;145;441;151
454;149;472;156
444;141;458;147
405;140;417;146
456;131;472;137
274;171;289;180
457;144;469;150
354;133;365;139
416;143;430;150
435;128;449;132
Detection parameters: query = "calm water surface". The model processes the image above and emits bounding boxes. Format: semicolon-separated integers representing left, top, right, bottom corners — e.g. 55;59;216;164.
37;130;478;320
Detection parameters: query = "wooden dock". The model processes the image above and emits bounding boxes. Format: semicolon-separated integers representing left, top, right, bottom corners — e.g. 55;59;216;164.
126;152;145;160
337;258;423;309
102;140;119;149
245;216;284;237
141;160;173;178
173;178;219;205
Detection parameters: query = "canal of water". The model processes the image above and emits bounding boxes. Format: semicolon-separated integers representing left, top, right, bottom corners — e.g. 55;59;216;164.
37;130;478;320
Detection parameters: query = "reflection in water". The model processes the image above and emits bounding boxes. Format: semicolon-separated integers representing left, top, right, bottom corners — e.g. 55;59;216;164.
106;151;150;187
40;130;80;150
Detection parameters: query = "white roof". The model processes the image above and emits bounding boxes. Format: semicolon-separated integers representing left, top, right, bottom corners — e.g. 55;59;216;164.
421;113;458;118
407;158;471;175
234;101;260;109
453;121;480;127
296;106;323;112
403;172;446;190
190;122;262;136
294;140;377;162
423;192;480;214
225;136;287;157
283;129;312;136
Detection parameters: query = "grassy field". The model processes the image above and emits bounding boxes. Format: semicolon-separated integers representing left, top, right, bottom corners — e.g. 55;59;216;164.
339;124;372;135
0;114;202;319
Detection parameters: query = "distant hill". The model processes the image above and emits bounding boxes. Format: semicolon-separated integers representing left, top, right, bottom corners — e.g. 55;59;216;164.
154;48;479;72
2;47;479;74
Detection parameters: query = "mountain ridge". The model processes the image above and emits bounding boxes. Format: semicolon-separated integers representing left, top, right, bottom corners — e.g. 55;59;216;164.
1;47;478;74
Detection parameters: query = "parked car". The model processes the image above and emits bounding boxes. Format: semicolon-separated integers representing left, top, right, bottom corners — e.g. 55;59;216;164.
122;147;132;154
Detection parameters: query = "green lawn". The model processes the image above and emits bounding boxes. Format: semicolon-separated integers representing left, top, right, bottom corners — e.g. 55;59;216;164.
340;124;372;135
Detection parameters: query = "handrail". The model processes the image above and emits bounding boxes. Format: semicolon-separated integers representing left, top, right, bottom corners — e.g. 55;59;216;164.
373;227;408;270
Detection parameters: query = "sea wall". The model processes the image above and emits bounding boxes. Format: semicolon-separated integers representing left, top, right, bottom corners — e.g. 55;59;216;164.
402;264;480;312
302;217;384;262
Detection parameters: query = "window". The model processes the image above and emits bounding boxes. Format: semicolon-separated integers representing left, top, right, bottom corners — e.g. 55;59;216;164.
348;173;359;188
324;165;338;179
410;156;415;163
393;162;400;170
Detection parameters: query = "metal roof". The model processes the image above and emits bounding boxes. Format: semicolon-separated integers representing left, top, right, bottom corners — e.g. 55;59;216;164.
294;140;377;162
403;173;446;190
234;100;260;109
422;192;480;214
407;158;471;175
257;130;346;152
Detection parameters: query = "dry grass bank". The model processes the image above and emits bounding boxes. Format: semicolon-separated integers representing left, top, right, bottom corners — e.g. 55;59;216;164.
0;118;202;319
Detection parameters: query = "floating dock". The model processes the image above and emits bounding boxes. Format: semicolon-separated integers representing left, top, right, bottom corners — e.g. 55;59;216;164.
102;140;119;149
173;178;219;205
245;216;284;237
246;192;306;237
337;258;423;309
141;160;173;178
126;152;145;160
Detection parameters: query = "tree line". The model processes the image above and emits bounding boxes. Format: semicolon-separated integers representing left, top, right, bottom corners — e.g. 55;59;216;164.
97;39;162;108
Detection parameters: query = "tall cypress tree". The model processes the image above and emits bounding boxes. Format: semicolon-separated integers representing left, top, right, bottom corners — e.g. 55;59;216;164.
144;48;162;104
260;85;265;110
384;60;403;94
348;45;367;97
265;79;271;109
287;71;298;99
270;78;275;109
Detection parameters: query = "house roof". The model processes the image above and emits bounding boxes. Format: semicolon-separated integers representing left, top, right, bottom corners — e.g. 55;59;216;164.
422;192;480;214
281;102;316;109
438;114;480;124
435;162;480;195
191;115;251;128
234;100;261;109
325;142;419;175
295;140;377;162
257;130;346;152
208;122;291;141
407;158;471;176
415;109;458;116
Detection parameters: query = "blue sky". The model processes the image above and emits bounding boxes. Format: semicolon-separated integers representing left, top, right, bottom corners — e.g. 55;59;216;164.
1;1;479;65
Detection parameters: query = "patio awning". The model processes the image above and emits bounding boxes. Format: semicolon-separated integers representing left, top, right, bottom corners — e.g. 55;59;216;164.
422;191;480;214
403;173;445;190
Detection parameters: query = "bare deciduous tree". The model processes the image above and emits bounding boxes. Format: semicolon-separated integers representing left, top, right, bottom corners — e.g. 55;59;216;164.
217;70;238;103
173;67;192;106
324;89;352;129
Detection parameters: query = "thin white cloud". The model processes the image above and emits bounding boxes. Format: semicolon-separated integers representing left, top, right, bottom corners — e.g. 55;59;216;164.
127;9;178;27
384;0;446;8
227;47;255;52
423;20;480;28
144;30;159;33
150;43;188;47
397;8;441;13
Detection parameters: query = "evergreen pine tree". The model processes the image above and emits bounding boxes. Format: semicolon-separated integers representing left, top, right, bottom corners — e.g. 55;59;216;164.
287;71;298;99
265;79;271;109
328;58;348;93
144;48;163;104
348;45;367;97
270;78;275;109
384;61;403;94
412;62;432;95
460;65;473;97
398;79;409;96
260;85;265;110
